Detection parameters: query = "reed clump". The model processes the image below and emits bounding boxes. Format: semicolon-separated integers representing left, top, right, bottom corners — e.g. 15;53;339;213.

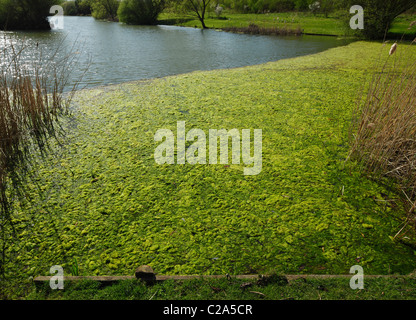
0;37;81;280
222;23;302;36
350;35;416;239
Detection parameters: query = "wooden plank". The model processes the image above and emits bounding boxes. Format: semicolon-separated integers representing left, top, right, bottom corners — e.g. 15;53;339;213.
33;273;409;283
33;274;258;282
155;274;260;281
34;276;135;282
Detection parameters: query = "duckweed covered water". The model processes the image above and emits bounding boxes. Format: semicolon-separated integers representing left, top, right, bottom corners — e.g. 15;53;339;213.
6;42;416;282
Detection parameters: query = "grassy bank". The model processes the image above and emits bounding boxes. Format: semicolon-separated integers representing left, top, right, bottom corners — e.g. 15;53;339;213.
158;11;344;35
158;11;416;38
28;275;416;300
3;41;416;299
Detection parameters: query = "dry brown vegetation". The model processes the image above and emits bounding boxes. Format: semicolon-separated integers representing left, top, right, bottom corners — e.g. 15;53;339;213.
222;23;303;36
350;35;416;240
0;36;82;279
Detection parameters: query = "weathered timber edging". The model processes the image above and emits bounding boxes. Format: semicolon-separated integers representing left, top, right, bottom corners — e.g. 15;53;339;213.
33;273;410;283
33;274;260;283
33;265;414;285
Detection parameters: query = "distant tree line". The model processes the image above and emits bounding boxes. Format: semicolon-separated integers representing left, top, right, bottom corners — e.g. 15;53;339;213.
62;0;117;20
0;0;415;38
217;0;336;14
62;0;164;24
0;0;62;30
62;0;92;16
169;0;415;16
62;0;343;17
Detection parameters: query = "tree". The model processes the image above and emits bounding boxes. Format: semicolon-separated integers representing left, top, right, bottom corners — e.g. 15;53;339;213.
62;1;78;15
308;1;320;15
0;0;62;30
76;0;93;15
294;0;309;10
184;0;211;28
320;0;337;18
343;0;416;39
118;0;165;25
91;0;120;20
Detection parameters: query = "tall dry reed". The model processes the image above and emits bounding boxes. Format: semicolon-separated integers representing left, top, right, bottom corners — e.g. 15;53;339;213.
350;29;416;240
0;36;83;281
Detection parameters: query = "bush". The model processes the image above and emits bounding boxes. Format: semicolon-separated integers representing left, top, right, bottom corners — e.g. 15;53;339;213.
294;0;308;10
76;0;93;15
342;0;416;39
91;0;119;21
271;0;296;12
228;0;295;13
0;0;61;30
118;0;165;25
62;1;78;15
308;1;320;14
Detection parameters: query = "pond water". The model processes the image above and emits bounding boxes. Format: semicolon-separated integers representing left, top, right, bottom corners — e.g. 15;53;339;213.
1;16;351;89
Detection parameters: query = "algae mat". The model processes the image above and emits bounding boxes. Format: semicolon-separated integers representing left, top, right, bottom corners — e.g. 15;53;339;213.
9;41;416;279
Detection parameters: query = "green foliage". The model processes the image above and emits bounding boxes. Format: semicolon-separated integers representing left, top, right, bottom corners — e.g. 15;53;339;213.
185;0;338;14
62;1;78;15
76;0;93;15
163;0;185;13
61;0;93;16
342;0;416;39
294;0;309;10
71;258;80;276
0;0;62;30
118;0;165;25
320;0;337;17
2;42;416;295
91;0;119;20
173;0;413;18
219;0;295;13
308;1;320;15
268;0;296;12
159;11;349;35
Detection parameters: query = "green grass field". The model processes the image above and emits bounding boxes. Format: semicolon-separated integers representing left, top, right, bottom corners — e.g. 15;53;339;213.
389;14;416;38
3;41;416;299
159;11;345;35
158;11;416;38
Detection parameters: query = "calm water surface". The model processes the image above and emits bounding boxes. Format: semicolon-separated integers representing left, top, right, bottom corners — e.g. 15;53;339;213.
1;16;351;89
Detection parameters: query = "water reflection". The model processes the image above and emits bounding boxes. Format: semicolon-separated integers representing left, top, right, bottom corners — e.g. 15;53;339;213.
1;16;352;90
